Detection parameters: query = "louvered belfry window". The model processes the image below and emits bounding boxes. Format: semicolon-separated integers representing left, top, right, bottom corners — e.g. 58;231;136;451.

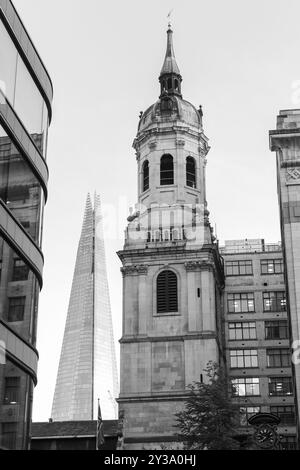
157;270;178;313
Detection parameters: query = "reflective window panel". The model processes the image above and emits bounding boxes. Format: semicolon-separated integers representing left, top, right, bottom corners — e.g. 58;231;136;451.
0;238;40;345
0;124;44;246
0;357;33;450
0;21;48;157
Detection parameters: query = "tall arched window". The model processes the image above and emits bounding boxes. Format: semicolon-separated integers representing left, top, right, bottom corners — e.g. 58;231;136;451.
143;160;149;192
160;154;174;186
186;156;196;188
157;270;178;313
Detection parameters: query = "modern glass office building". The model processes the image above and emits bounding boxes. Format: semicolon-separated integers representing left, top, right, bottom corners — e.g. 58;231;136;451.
51;194;119;422
0;0;53;449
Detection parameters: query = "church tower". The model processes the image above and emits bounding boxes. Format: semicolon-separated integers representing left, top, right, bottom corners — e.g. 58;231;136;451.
118;26;224;449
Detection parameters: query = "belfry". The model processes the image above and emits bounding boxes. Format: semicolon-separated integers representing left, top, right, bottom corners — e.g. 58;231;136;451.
117;26;224;449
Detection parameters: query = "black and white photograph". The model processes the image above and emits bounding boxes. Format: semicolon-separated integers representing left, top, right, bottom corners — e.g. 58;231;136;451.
0;0;300;457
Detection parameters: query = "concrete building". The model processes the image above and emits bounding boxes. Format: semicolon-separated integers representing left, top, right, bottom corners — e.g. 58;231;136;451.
51;194;119;422
221;239;297;450
270;110;300;443
0;0;53;449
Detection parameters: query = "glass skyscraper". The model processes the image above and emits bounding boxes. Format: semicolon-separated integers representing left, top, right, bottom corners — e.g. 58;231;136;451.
51;194;119;421
0;0;53;449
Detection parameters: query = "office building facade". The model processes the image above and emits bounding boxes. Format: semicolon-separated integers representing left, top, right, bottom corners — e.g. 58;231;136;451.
0;0;53;449
51;194;119;422
221;239;297;450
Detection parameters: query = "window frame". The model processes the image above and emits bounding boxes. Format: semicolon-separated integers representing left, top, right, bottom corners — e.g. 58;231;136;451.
226;260;253;277
227;292;255;313
268;377;293;396
265;320;289;340
261;259;284;275
231;377;260;397
160;154;174;186
266;348;291;368
228;322;257;340
186;156;196;188
156;269;178;315
142;160;149;192
230;349;259;368
263;291;286;312
7;296;26;322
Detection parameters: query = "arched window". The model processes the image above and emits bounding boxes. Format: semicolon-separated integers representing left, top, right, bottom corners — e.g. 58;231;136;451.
160;154;174;185
157;270;178;313
167;78;172;90
143;160;149;192
186;156;196;188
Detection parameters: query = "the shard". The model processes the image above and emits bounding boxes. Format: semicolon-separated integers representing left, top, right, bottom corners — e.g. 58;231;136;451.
51;193;119;421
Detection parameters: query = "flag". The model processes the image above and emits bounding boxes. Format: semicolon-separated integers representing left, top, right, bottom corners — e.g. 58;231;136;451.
96;399;105;450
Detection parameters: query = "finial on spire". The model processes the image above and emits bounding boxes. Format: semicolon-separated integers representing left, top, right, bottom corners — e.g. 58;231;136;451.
167;9;173;30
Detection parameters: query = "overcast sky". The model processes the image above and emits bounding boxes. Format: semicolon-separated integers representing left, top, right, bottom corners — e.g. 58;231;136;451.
13;0;300;422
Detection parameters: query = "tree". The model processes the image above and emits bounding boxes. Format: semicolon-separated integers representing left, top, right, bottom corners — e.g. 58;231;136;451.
175;361;250;450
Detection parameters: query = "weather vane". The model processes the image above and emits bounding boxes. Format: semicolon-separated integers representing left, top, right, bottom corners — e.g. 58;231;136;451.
167;9;173;29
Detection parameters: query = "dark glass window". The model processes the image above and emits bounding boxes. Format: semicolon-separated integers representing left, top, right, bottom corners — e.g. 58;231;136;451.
267;349;290;368
226;260;253;276
1;423;17;450
239;406;260;426
230;349;258;368
231;378;260;396
157;270;178;313
160;154;174;185
12;259;29;282
142;160;149;192
280;436;297;450
263;291;286;312
186;157;196;188
269;377;293;396
228;322;256;340
270;406;295;425
3;377;20;404
7;297;26;322
227;293;255;313
265;321;289;340
261;259;283;275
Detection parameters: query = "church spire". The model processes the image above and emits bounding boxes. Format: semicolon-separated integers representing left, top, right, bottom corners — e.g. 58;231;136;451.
159;25;182;98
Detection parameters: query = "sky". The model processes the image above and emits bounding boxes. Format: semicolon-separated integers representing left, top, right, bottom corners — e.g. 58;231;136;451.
12;0;300;422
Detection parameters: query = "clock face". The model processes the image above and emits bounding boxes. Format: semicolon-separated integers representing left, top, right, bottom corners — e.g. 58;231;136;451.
254;425;277;449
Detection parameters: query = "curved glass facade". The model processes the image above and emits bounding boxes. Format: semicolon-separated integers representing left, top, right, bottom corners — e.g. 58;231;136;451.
0;20;48;157
0;0;52;450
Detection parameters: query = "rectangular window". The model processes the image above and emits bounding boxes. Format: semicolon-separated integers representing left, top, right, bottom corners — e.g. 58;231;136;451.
1;423;17;449
226;260;253;276
280;436;297;450
261;259;284;275
231;377;260;396
268;377;293;396
239;406;260;426
270;406;295;426
7;297;26;322
267;349;290;368
265;321;289;340
228;293;255;313
12;259;29;282
3;377;20;404
263;291;286;312
230;349;258;368
228;322;257;340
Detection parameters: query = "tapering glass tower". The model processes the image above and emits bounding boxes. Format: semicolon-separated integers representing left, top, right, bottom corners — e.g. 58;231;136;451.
51;194;119;421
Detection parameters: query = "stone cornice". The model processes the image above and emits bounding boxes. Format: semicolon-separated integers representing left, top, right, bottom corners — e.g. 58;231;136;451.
120;331;217;344
121;264;149;276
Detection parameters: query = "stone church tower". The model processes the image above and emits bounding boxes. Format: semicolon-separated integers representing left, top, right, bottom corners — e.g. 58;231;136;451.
118;26;224;449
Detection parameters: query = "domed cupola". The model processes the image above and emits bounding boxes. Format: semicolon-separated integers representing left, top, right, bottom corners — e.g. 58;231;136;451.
159;25;182;99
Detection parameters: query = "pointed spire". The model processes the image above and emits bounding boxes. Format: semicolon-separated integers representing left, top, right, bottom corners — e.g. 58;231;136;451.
159;26;182;99
160;25;181;77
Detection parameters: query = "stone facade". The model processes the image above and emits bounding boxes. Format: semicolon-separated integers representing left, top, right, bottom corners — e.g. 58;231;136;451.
270;110;300;440
117;26;224;449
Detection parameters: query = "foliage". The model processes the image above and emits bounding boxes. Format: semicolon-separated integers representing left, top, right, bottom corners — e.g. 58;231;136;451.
175;361;251;450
